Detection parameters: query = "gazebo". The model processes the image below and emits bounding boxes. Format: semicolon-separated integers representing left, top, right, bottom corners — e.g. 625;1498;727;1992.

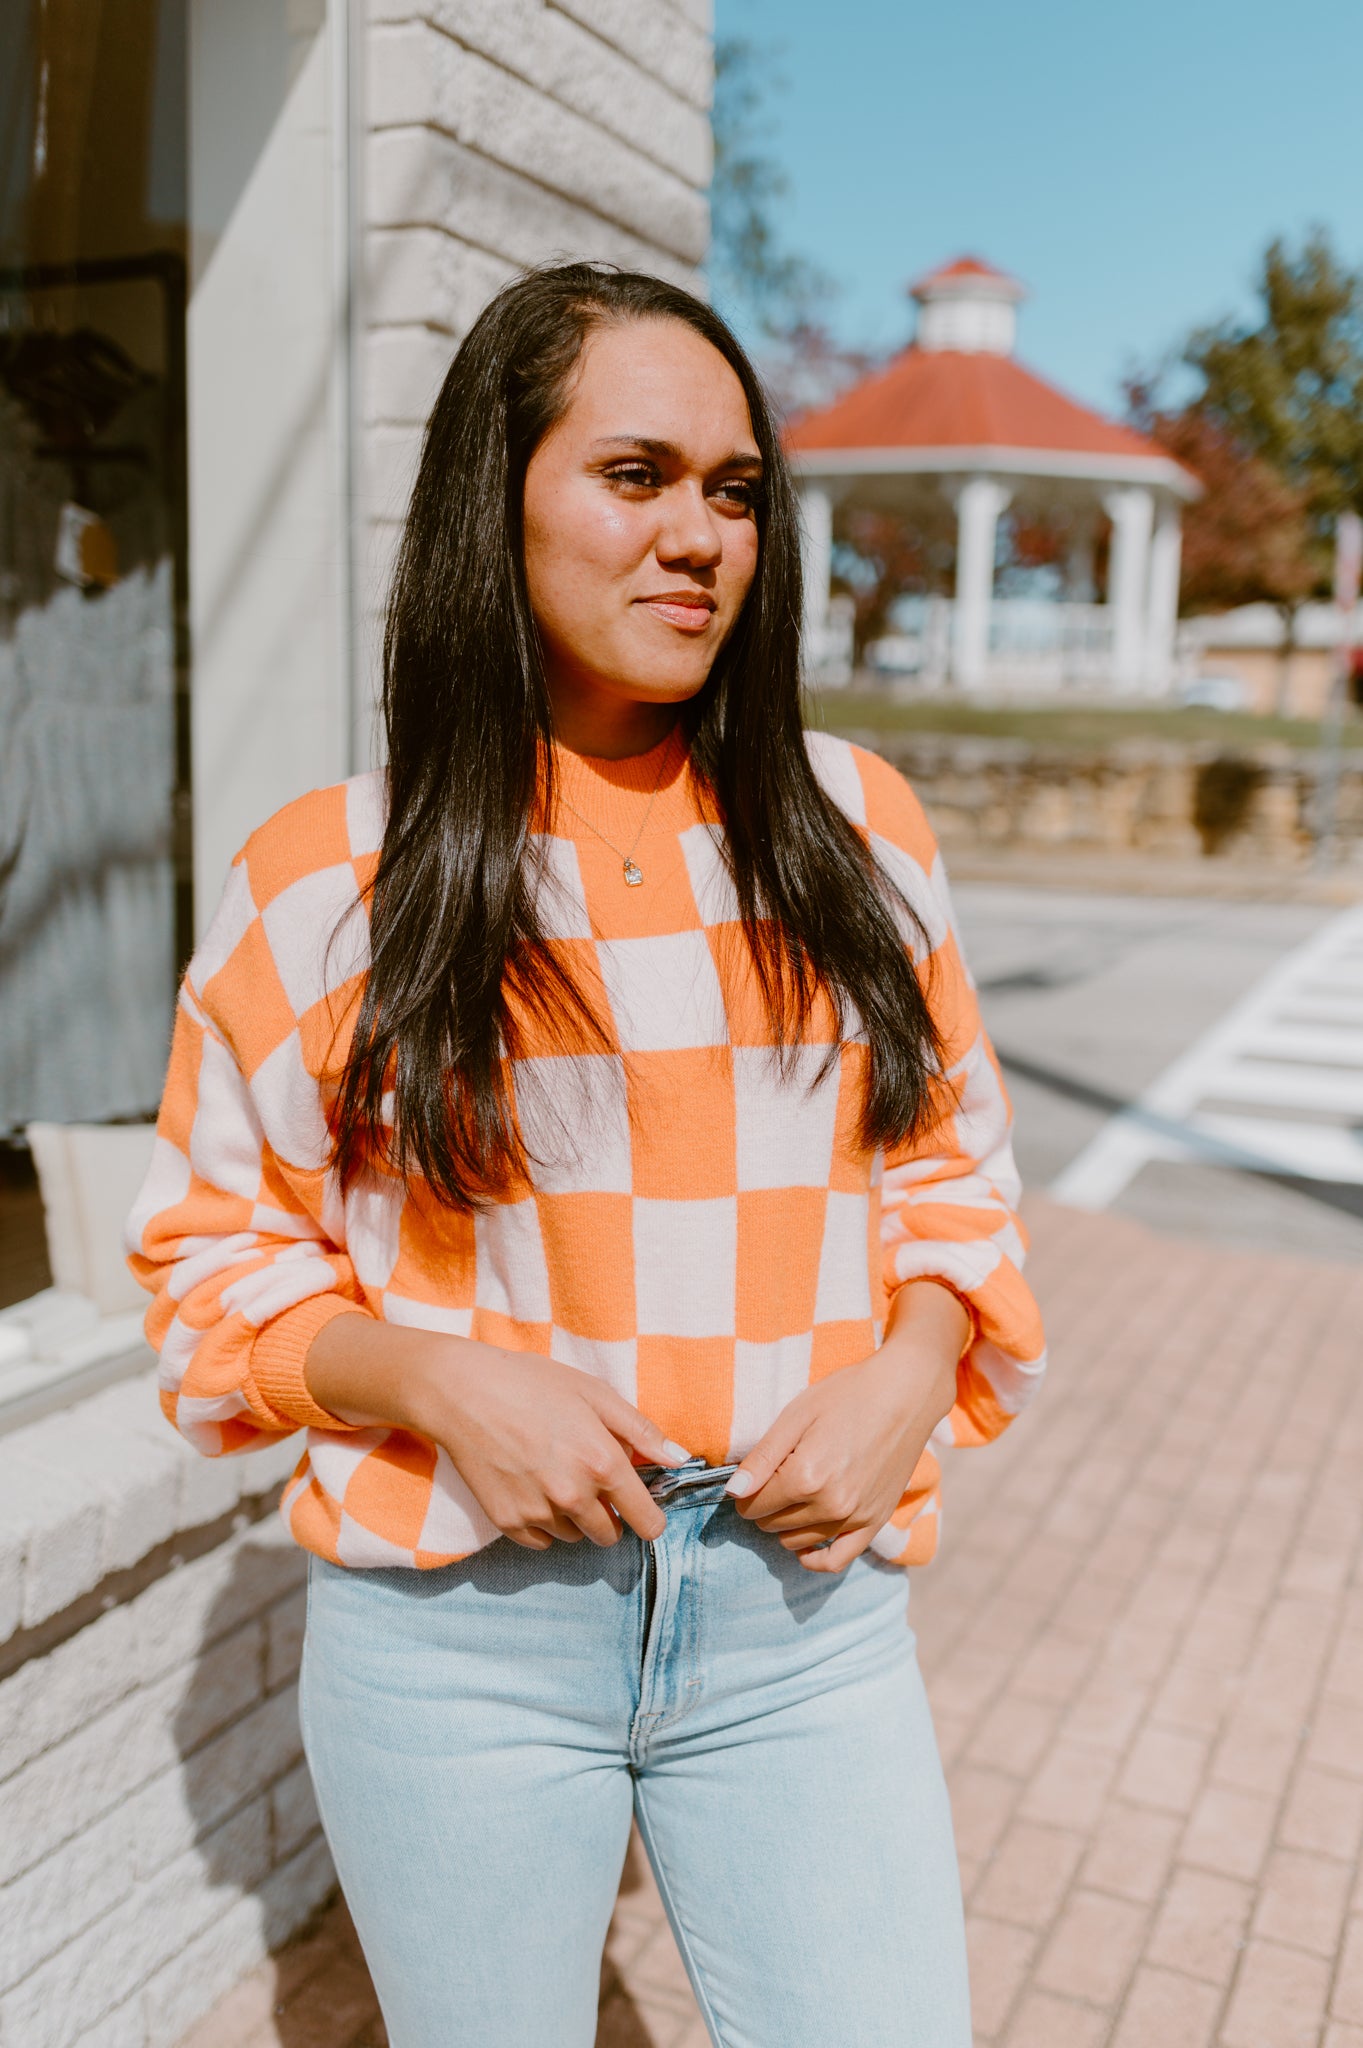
785;258;1200;695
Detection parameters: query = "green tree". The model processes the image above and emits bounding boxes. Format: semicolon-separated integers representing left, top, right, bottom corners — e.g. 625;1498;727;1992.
708;40;875;413
1126;379;1315;618
1183;231;1363;706
709;38;829;345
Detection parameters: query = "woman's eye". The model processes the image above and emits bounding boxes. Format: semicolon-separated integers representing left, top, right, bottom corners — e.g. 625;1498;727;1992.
715;480;758;511
605;463;658;489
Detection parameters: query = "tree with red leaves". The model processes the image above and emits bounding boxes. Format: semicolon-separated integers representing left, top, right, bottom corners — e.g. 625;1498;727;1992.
1128;391;1315;617
1136;232;1363;709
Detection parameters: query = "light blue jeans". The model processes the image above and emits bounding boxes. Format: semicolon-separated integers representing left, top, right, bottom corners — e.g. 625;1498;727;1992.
299;1459;971;2047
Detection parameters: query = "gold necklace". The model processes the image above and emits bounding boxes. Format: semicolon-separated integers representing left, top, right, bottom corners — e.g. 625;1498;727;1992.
556;744;673;887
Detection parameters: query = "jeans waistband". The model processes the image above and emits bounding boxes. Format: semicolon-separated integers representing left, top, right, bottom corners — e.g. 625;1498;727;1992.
639;1458;740;1508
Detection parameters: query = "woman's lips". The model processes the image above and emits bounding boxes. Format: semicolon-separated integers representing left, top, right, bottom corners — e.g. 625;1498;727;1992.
639;597;715;632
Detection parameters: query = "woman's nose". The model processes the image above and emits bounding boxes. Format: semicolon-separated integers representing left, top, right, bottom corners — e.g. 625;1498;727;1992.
657;485;723;568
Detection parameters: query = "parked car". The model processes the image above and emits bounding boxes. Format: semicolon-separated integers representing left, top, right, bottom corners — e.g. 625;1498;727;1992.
1179;672;1249;713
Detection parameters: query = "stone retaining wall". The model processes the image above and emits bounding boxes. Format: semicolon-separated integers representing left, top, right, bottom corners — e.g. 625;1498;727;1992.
846;732;1363;866
0;1374;320;2048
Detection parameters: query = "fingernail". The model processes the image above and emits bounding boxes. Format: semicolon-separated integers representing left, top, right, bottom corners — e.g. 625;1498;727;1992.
661;1440;691;1464
724;1470;757;1498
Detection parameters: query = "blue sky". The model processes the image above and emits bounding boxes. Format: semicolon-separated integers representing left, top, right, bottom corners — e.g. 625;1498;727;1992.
715;0;1363;416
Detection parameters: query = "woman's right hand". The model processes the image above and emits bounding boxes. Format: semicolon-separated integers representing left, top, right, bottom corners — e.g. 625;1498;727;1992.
305;1314;686;1549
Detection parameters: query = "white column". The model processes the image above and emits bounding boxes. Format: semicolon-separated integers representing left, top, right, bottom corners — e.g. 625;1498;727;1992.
798;483;835;663
189;7;350;924
1145;500;1183;698
951;476;1010;691
1104;487;1155;694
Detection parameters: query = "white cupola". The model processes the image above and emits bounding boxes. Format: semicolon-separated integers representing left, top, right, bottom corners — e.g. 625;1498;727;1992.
910;256;1027;356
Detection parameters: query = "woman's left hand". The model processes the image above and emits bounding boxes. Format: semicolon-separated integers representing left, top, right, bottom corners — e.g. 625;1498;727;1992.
724;1280;969;1573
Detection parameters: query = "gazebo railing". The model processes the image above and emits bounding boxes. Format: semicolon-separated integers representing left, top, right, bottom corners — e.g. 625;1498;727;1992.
987;599;1115;694
862;598;1117;695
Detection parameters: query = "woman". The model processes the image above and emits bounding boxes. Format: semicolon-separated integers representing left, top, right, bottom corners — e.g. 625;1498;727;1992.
129;265;1045;2046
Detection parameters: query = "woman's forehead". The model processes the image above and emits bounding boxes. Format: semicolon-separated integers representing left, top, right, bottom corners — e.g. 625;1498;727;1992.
562;319;757;452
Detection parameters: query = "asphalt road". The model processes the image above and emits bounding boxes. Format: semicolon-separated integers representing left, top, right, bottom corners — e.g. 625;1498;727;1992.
954;884;1363;1264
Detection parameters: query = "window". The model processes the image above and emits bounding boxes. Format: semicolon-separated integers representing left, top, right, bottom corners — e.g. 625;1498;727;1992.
0;0;189;1419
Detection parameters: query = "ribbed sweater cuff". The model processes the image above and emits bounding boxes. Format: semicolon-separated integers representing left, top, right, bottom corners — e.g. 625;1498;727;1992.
885;1271;981;1348
250;1293;372;1433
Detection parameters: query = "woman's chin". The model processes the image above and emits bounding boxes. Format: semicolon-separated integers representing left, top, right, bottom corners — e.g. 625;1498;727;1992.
604;656;715;707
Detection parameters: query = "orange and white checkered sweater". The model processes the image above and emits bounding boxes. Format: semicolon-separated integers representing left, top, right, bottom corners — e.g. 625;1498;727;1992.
128;730;1046;1570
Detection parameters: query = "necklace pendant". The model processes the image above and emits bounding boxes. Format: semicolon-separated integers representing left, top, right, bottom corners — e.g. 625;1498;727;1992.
622;858;644;887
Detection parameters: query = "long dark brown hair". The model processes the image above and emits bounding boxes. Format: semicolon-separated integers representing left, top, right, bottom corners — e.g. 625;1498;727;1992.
333;264;940;1205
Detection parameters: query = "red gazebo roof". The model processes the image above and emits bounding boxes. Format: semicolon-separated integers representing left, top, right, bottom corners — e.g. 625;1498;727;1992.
907;255;1026;301
785;346;1164;465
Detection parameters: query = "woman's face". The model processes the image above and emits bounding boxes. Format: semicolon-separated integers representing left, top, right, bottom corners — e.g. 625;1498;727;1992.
522;317;763;749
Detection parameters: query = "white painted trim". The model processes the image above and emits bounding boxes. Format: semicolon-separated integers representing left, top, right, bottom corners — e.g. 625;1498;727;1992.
789;444;1200;500
330;0;362;774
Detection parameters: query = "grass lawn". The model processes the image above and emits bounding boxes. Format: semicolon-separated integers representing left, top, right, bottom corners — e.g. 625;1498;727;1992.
805;690;1360;754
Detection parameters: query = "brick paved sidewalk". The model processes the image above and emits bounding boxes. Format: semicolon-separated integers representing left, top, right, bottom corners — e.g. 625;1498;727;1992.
180;1197;1363;2048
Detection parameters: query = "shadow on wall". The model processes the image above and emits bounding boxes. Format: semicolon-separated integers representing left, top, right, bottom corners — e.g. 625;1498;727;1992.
171;1537;660;2048
168;1535;376;2046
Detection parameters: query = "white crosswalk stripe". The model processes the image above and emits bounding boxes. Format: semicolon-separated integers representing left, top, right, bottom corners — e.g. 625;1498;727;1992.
1052;903;1363;1209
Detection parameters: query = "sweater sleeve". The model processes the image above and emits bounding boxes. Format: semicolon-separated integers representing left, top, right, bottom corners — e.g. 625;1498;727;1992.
862;756;1047;1450
126;855;373;1458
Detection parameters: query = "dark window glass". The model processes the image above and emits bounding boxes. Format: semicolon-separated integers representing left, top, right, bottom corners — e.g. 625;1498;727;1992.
0;0;188;1305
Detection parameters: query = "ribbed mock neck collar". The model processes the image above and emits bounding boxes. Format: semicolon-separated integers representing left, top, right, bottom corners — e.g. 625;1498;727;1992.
551;723;690;819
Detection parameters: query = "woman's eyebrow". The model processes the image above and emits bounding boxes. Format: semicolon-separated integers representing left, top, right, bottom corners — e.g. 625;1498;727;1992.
589;435;763;471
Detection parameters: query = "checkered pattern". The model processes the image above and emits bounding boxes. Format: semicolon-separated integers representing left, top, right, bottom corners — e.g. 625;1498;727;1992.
127;732;1046;1570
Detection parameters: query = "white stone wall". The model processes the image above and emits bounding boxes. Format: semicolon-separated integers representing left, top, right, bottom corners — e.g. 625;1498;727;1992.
358;0;714;743
0;1375;325;2048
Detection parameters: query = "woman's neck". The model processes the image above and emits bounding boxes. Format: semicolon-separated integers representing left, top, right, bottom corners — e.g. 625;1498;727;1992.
547;672;685;761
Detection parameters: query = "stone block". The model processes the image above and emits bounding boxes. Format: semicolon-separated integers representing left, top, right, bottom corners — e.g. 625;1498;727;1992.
368;2;710;182
259;1829;337;1949
172;1620;266;1756
139;1891;268;2048
137;1836;335;2048
0;1516;20;1644
270;1757;321;1860
367;30;706;260
0;1801;133;1996
365;225;517;346
0;1666;187;1886
124;1761;206;1881
9;1409;183;1575
265;1588;307;1692
78;1372;168;1445
177;1686;306;1845
0;1454;106;1631
70;1991;145;2048
365;129;699;290
667;0;713;32
552;0;712;107
0;1600;137;1782
132;1524;304;1684
367;0;713;111
78;1373;248;1533
0;1891;157;2048
16;1799;277;2043
362;323;453;428
175;1442;251;1526
141;1797;273;1959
